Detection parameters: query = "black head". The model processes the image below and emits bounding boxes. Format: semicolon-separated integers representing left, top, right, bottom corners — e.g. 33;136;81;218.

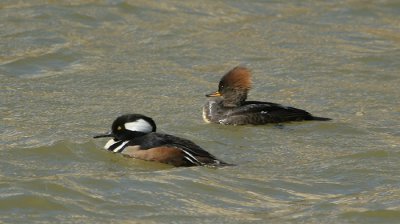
206;66;252;106
94;114;156;141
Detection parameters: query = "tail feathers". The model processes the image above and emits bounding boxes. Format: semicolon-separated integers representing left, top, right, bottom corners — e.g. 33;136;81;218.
311;116;332;121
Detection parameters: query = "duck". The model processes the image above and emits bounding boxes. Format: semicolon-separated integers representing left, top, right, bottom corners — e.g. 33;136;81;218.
94;114;231;167
203;66;331;125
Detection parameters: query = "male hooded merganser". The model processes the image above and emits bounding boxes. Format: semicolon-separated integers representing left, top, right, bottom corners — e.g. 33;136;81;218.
94;114;230;167
203;66;331;125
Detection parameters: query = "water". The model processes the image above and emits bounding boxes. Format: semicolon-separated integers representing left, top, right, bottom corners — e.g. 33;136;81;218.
1;0;399;223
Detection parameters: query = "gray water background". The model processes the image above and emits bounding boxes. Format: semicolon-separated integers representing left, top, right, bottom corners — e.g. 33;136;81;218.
1;1;400;223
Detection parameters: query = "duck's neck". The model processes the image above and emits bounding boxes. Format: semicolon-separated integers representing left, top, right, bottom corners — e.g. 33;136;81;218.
221;89;247;107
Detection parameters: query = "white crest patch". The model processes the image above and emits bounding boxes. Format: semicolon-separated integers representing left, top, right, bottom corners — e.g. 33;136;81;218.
124;119;153;133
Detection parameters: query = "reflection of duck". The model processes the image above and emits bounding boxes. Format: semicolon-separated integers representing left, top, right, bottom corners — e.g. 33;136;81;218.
94;114;231;167
203;66;331;125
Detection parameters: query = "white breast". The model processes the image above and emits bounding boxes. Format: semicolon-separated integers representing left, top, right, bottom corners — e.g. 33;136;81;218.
104;139;130;153
104;139;118;150
202;107;211;123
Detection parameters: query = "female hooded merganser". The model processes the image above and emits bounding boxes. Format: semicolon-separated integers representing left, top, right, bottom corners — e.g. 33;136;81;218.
94;114;230;167
203;66;331;125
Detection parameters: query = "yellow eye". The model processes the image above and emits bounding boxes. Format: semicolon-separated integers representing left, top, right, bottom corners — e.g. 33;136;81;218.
117;126;122;130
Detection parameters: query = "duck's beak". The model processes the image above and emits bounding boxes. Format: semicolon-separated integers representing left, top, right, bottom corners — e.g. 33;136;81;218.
93;131;114;138
206;91;221;97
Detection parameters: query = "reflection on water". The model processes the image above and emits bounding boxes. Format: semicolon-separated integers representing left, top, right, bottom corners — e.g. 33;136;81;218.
1;1;399;223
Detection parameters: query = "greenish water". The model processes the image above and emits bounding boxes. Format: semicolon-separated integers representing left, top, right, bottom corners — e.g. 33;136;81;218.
1;1;399;223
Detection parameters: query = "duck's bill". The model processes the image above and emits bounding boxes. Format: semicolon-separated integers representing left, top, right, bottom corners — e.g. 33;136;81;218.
93;131;114;138
205;91;221;97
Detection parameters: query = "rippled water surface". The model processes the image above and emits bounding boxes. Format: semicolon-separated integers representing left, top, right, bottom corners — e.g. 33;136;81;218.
1;1;400;223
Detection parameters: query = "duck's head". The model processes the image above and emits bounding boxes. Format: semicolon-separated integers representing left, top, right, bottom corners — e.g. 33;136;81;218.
94;114;156;141
206;66;252;106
